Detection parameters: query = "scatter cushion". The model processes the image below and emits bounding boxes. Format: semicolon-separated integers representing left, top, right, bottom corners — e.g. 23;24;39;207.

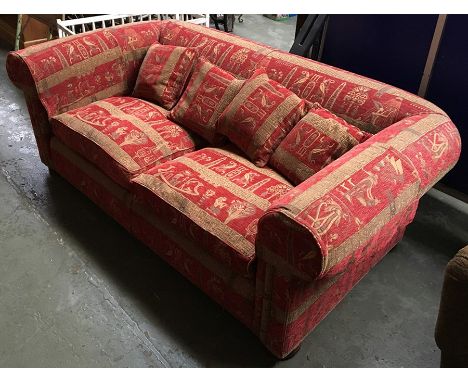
132;146;293;276
133;44;197;110
169;60;244;145
217;69;307;167
269;105;372;185
51;97;197;188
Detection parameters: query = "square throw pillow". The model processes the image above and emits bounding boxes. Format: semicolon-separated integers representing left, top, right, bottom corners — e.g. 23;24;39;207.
269;105;372;185
133;44;197;110
169;59;244;145
216;69;307;167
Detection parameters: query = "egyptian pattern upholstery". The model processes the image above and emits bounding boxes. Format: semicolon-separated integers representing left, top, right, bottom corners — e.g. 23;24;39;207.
169;59;244;145
51;96;197;188
159;21;274;79
5;20;462;359
217;69;307;167
269;105;372;185
133;44;197;109
257;50;447;133
131;146;293;276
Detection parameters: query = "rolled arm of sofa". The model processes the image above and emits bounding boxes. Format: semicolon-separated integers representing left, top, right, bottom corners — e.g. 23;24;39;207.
257;113;461;281
6;21;162;119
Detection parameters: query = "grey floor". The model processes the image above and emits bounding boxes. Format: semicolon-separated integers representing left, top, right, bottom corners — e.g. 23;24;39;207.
1;17;468;367
232;14;296;51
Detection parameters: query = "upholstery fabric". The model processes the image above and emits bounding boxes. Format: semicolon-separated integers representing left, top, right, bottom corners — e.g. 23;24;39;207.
257;113;461;281
159;21;274;79
269;105;372;185
50;137;256;331
132;146;293;276
254;112;461;357
7;21;462;360
6;21;162;119
169;59;244;144
254;205;416;358
133;44;197;110
217;69;307;167
51;96;197;188
258;50;447;133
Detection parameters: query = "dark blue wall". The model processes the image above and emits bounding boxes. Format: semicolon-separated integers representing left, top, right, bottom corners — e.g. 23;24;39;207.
321;15;438;93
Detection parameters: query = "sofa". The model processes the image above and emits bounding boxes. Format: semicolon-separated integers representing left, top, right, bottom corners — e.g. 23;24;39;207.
6;20;461;359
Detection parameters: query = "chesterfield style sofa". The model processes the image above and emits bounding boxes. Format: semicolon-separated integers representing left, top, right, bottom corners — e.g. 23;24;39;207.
6;20;461;359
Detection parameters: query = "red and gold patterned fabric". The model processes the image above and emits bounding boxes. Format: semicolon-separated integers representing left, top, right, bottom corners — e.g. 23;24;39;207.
7;21;162;119
51;96;197;188
49;137;256;331
254;112;461;357
133;44;197;110
169;59;244;144
258;50;447;133
6;21;463;361
217;69;307;167
159;21;274;79
269;105;372;185
132;146;293;276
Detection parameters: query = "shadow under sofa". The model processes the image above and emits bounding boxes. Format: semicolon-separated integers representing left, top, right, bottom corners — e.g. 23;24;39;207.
5;20;461;359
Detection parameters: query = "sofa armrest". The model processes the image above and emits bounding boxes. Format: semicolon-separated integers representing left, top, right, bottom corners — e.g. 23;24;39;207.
257;113;461;281
6;21;162;119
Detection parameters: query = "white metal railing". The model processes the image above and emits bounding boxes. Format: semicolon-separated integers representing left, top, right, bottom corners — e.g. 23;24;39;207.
57;14;209;38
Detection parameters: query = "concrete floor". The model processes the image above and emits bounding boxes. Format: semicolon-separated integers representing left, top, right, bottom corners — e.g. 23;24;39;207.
1;22;468;366
232;14;296;51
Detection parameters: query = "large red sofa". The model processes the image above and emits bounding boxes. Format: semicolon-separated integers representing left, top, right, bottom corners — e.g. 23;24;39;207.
6;20;461;359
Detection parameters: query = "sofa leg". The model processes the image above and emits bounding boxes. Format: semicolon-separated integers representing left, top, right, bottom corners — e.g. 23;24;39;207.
280;344;302;360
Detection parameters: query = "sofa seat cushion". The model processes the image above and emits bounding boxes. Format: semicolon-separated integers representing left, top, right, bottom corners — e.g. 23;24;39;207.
131;146;293;276
51;96;197;188
133;44;198;110
217;69;307;167
269;105;372;185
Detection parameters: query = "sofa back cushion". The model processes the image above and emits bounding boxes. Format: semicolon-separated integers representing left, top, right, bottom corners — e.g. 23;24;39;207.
133;44;197;110
217;69;307;167
159;21;274;79
169;59;244;144
269;105;371;185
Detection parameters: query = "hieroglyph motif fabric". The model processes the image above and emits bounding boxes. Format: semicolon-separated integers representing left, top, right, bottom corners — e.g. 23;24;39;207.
217;69;307;167
132;146;293;275
7;22;162;118
159;21;274;79
51;96;196;187
170;59;244;144
50;137;257;331
270;106;372;185
133;44;197;109
258;51;447;133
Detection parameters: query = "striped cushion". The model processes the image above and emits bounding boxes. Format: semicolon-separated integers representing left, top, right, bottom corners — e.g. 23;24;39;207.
133;44;197;109
169;59;244;144
51;96;197;188
217;69;307;167
270;105;372;185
